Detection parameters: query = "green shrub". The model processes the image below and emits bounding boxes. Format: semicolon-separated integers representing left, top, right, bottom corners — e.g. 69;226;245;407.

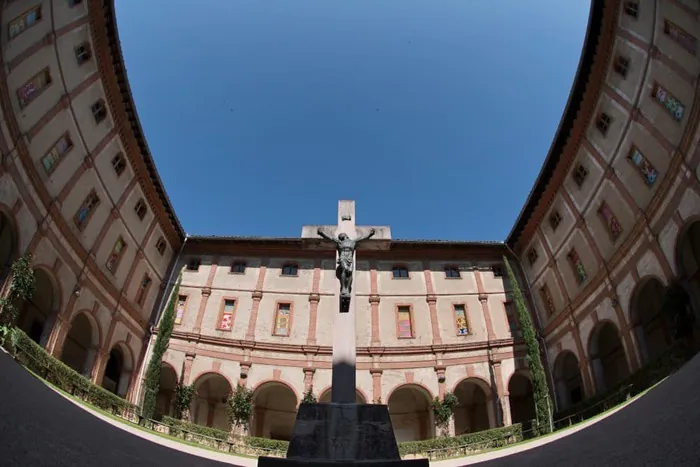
11;329;135;415
227;384;254;429
173;382;196;420
161;415;231;441
243;436;289;453
398;424;522;457
0;255;36;339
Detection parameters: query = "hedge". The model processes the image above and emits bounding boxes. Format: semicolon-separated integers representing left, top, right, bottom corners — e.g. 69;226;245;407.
243;436;289;452
161;416;230;441
398;424;522;457
10;329;137;415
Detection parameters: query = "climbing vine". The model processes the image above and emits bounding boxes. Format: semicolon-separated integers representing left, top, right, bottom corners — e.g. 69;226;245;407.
226;384;254;430
431;392;458;435
503;256;552;435
302;388;317;404
0;255;36;341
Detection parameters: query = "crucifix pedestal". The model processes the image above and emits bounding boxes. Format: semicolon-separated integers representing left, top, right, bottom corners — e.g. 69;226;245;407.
258;201;426;466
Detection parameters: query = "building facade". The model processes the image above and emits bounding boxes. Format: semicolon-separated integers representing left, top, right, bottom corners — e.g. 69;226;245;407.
0;0;698;445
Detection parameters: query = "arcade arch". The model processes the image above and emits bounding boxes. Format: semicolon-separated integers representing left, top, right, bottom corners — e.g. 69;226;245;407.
630;278;671;365
16;268;60;345
156;363;178;419
453;378;493;435
101;343;134;398
191;372;232;431
60;312;99;377
588;321;629;394
508;373;535;427
251;381;298;440
387;384;434;442
553;351;583;410
318;388;367;404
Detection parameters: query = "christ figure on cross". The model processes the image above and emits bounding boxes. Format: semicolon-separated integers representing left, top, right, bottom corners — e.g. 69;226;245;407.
317;227;376;299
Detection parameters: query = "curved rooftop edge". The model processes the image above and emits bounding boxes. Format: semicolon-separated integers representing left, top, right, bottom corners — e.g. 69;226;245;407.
507;0;608;247
91;0;184;245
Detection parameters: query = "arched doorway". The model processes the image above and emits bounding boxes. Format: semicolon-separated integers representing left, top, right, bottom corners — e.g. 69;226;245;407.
101;344;133;398
16;268;59;345
453;378;493;435
553;351;583;410
589;321;629;394
191;373;232;432
60;312;98;377
0;211;18;288
630;278;671;365
318;388;366;404
387;385;434;442
156;363;178;419
676;220;700;315
508;373;535;427
252;382;297;440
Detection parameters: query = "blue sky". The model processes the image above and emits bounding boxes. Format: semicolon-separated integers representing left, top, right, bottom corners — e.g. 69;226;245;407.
115;0;590;241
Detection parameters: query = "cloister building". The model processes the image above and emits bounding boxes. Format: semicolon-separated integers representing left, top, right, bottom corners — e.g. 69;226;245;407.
0;0;698;445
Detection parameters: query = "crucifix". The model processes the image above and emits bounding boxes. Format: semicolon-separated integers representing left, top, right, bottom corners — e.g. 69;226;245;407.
316;200;375;404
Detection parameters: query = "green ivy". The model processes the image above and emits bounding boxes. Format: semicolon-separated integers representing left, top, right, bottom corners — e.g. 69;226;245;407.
141;275;182;419
503;256;552;435
227;384;254;429
173;383;197;420
0;255;36;339
431;392;458;431
302;388;317;404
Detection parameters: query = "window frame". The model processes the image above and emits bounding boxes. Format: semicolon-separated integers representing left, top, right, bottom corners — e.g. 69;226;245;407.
41;132;73;175
597;201;623;242
663;19;697;55
155;237;167;256
74;42;91;65
17;68;52;109
185;258;201;272
596;113;612;135
527;248;539;266
539;284;556;316
453;303;470;336
627;146;659;187
503;299;522;337
549;211;562;231
135;273;152;306
8;5;42;40
111;153;127;177
105;236;127;274
613;55;630;78
73;189;100;231
623;1;638;18
395;303;415;339
572;163;589;187
174;294;189;325
566;248;588;285
272;301;294;337
134;198;148;221
230;261;247;274
444;265;461;279
281;263;299;277
217;297;238;331
392;265;410;279
651;82;685;122
91;99;108;124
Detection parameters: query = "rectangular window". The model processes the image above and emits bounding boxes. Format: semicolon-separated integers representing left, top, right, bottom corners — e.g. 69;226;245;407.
627;146;659;186
527;248;539;266
281;263;298;276
105;236;126;273
663;20;697;55
156;237;166;256
392;266;409;279
444;266;460;278
8;6;41;40
652;84;685;121
572;164;588;187
539;285;556;316
454;304;469;336
492;265;503;277
273;303;292;336
231;262;246;274
567;249;588;284
186;258;200;271
91;100;107;123
504;301;521;337
174;295;187;325
135;274;152;306
41;133;73;175
596;113;612;135
135;199;148;220
218;299;235;331
613;55;630;78
111;153;126;176
549;211;562;231
17;68;51;108
75;43;91;65
623;2;638;18
598;202;623;241
397;305;413;338
74;190;100;231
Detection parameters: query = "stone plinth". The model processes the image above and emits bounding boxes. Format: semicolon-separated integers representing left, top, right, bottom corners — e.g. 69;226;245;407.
258;403;428;467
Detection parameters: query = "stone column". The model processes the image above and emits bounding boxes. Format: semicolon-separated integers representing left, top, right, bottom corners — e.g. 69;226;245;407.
500;393;512;426
435;365;446;398
486;395;498;428
370;369;383;403
369;294;381;346
182;352;196;385
239;362;251;386
254;406;266;437
303;367;315;393
92;348;110;386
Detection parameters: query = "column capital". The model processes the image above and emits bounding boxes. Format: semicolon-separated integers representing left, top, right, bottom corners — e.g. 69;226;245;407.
303;367;316;375
308;293;320;303
240;362;251;379
201;287;211;297
185;352;196;360
425;294;437;304
369;294;381;304
370;368;383;376
252;290;263;300
478;293;488;303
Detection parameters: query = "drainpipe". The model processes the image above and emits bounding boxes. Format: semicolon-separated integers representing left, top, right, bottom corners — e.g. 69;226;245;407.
504;243;560;416
134;234;188;406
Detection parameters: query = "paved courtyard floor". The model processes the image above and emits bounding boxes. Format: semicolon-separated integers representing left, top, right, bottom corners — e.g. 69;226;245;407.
2;349;699;466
